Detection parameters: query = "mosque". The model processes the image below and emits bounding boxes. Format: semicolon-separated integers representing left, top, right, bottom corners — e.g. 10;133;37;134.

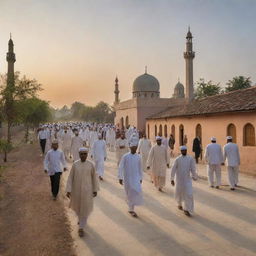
114;29;256;175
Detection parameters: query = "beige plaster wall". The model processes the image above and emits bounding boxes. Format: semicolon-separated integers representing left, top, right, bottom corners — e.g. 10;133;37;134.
146;112;256;175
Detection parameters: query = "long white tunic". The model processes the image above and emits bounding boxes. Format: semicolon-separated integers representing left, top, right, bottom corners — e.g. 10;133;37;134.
71;136;84;161
223;143;240;167
138;138;151;171
92;139;107;176
115;138;129;165
147;144;169;176
118;153;143;206
66;160;99;218
171;155;197;213
62;132;72;150
204;143;223;165
44;149;67;176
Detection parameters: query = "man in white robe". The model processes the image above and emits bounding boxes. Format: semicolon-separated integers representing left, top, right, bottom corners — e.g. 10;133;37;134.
66;147;99;237
91;134;107;180
61;129;72;160
171;146;197;216
108;128;116;152
204;137;224;189
223;136;240;190
115;133;129;166
118;136;143;217
44;139;67;200
147;136;170;192
71;130;84;162
138;134;151;172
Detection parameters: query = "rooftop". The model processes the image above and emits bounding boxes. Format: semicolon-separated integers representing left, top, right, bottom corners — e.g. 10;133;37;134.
148;86;256;119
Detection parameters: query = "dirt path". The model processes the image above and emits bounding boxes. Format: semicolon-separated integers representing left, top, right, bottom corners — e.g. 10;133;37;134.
0;139;76;256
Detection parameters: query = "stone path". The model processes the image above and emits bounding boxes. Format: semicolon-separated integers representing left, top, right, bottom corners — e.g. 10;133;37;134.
62;151;256;256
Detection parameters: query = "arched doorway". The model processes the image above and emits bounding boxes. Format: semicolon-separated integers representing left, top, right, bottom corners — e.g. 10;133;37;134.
171;125;175;140
159;124;163;136
155;125;157;136
147;124;150;139
125;116;129;129
179;124;184;146
227;123;236;143
243;123;255;146
164;125;167;138
120;117;124;130
195;124;202;144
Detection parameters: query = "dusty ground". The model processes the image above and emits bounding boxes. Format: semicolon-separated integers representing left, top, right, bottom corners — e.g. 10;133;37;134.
0;134;75;256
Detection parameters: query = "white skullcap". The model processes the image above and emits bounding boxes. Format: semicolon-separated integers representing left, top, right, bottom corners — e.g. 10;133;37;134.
180;145;187;150
156;136;162;140
129;134;139;147
79;147;89;153
227;136;232;140
211;137;216;142
52;139;58;144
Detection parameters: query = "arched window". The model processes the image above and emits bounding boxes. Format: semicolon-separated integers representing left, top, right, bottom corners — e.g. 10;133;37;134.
195;124;202;144
120;117;124;129
171;125;175;140
147;124;150;139
179;124;184;146
125;116;129;129
227;123;236;143
155;125;157;136
243;123;255;146
159;125;163;136
164;125;168;137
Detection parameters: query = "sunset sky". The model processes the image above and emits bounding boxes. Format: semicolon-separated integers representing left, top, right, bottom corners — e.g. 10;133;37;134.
0;0;255;108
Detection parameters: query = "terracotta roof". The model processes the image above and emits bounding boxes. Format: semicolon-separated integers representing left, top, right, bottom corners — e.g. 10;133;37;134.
148;86;256;120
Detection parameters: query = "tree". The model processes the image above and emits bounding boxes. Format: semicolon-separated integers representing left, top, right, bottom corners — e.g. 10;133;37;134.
0;139;13;162
195;79;222;99
225;76;252;92
0;72;43;142
16;97;52;142
70;101;86;119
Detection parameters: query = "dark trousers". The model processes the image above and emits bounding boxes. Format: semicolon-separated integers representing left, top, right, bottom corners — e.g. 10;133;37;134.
50;172;62;197
40;139;47;154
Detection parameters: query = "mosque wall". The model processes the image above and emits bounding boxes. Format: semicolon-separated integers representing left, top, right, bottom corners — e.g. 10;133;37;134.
146;112;256;175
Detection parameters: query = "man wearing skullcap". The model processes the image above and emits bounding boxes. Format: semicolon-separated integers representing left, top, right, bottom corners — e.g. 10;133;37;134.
204;137;224;189
223;136;240;190
147;136;170;192
44;139;67;200
118;135;143;218
66;147;99;237
171;145;197;216
91;133;107;180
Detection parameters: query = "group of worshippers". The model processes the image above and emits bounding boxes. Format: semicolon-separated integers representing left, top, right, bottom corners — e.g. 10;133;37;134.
42;121;241;237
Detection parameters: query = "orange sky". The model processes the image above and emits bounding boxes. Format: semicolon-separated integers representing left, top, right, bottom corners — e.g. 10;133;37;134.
0;0;255;108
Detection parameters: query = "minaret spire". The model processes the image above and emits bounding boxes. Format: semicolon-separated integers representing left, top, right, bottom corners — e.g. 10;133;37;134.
114;76;120;104
184;27;195;102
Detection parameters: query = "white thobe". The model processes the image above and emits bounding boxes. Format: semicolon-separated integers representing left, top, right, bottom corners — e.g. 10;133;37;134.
171;155;197;214
71;136;84;161
118;153;143;208
109;130;116;151
223;142;240;188
204;143;223;186
115;138;129;165
138;138;151;172
92;139;107;176
66;160;99;225
62;132;72;159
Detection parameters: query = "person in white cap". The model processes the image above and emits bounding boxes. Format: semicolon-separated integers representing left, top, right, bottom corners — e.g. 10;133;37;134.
115;132;129;166
147;136;170;192
171;145;197;216
223;136;240;190
71;130;84;161
118;135;143;218
44;139;67;200
138;133;152;172
66;147;99;237
91;133;107;180
204;137;224;189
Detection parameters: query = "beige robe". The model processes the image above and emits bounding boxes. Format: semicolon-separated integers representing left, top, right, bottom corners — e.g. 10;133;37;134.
66;160;99;218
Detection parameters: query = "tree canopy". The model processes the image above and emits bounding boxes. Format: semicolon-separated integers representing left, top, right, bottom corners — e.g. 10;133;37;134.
195;79;222;99
225;76;252;92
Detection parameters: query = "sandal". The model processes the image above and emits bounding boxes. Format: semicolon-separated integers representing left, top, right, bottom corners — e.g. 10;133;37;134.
128;211;138;218
78;229;84;237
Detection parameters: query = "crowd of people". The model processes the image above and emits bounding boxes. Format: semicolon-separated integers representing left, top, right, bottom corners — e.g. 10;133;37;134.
39;122;240;237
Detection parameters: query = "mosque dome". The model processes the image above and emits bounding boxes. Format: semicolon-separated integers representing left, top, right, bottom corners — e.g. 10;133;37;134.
133;73;160;93
173;81;185;98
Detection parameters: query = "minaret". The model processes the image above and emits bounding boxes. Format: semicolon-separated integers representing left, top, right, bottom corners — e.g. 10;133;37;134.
114;76;120;104
6;34;16;89
183;27;195;101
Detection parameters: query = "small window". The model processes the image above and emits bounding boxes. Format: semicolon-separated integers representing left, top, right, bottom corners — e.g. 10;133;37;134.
243;123;255;146
227;123;237;143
